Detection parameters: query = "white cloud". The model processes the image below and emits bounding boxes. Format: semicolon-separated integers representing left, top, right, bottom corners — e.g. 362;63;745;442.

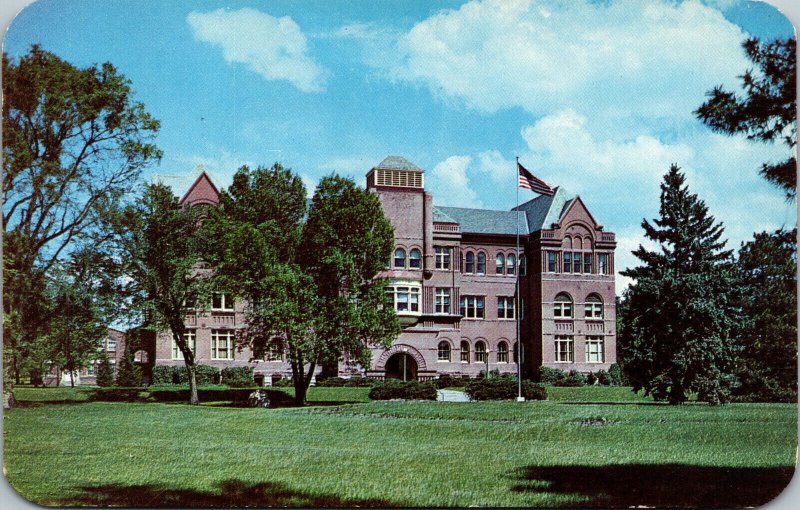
187;8;326;92
386;0;748;128
166;150;256;196
428;156;484;207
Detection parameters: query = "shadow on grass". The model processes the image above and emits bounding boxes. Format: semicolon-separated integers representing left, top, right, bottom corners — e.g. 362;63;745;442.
555;401;666;406
512;463;795;507
65;479;397;507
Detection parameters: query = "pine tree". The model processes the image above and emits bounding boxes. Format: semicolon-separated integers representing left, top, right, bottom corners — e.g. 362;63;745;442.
620;165;738;404
115;346;142;387
95;355;114;387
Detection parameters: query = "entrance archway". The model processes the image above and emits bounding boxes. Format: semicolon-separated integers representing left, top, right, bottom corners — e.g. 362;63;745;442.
385;352;418;381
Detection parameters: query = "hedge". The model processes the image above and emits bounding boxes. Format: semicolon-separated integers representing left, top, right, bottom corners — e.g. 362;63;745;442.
90;387;147;402
221;367;254;387
537;367;567;385
151;366;175;385
433;374;467;389
465;376;547;401
315;376;374;387
368;380;437;400
148;387;292;405
555;370;587;387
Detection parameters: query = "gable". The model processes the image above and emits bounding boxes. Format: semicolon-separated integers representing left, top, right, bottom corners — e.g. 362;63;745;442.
557;196;602;231
179;172;220;206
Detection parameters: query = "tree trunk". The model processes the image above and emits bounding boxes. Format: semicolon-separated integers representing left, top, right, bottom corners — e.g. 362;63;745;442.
69;368;75;388
186;362;199;405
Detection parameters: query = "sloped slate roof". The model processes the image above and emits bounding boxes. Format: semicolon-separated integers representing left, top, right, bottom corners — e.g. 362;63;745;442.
374;155;423;172
512;187;573;232
432;207;458;224
435;206;529;235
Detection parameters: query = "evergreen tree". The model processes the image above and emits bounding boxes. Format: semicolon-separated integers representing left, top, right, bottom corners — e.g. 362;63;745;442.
620;165;738;404
734;229;797;402
696;37;796;198
115;345;142;387
95;355;114;387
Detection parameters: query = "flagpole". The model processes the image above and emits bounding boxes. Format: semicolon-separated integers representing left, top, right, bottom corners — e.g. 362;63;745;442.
515;157;524;402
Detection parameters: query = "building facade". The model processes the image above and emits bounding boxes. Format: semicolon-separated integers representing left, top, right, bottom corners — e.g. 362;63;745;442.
154;156;617;383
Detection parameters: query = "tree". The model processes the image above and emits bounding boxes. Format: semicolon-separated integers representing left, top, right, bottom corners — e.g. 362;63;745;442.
733;229;797;402
209;166;399;405
115;345;142;387
112;183;208;404
95;355;114;387
620;165;738;404
3;45;160;399
695;37;796;198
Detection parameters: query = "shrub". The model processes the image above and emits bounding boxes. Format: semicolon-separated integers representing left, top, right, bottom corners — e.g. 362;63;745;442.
151;366;176;385
316;376;373;387
147;387;292;405
555;370;587;387
586;372;597;385
466;376;547;401
221;367;254;387
91;387;145;402
368;380;437;400
594;369;611;386
433;374;464;389
272;377;293;387
537;367;567;385
95;357;115;387
608;363;628;386
176;364;220;385
115;348;143;387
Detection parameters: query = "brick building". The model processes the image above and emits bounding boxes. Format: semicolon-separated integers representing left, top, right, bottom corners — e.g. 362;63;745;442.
154;156;617;383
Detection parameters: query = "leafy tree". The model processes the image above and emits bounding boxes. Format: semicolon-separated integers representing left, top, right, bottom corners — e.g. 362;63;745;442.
112;183;208;404
2;45;160;400
115;345;142;387
95;354;114;387
696;37;796;198
733;229;797;402
620;165;738;404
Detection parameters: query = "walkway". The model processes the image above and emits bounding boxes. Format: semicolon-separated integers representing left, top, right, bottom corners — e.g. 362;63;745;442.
436;389;470;402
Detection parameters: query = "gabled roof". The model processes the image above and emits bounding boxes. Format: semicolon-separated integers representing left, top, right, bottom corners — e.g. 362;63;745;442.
512;187;574;232
432;207;458;224
179;171;220;206
373;155;423;172
434;206;529;235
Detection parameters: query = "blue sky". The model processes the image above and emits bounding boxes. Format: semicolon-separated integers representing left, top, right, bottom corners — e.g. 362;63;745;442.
4;0;796;293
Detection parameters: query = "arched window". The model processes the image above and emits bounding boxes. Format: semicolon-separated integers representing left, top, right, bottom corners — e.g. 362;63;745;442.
496;253;505;275
520;255;526;276
465;251;475;274
438;341;451;362
554;293;573;318
460;340;470;363
507;254;516;275
513;342;519;364
475;341;487;363
394;248;406;269
477;252;486;274
585;294;603;319
409;248;422;269
497;341;509;363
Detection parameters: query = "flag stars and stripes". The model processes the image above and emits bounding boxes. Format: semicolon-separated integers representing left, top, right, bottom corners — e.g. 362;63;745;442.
518;162;554;196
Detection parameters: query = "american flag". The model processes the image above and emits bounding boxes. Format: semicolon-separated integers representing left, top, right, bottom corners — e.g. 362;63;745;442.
518;162;554;196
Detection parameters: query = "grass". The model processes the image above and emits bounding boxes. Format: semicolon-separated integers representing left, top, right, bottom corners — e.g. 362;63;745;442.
4;385;796;507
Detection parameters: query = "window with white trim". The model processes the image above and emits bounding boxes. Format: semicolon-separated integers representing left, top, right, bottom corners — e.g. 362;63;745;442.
475;341;487;363
460;340;470;363
386;285;421;314
507;254;516;275
409;249;422;269
598;253;610;274
106;337;117;352
583;253;593;274
564;252;572;273
554;293;573;318
265;342;283;362
547;251;558;273
435;247;451;270
438;341;451;362
555;335;574;363
585;295;603;319
496;253;505;274
172;330;196;360
212;293;235;311
585;336;605;363
497;341;509;363
464;251;474;273
476;252;486;274
211;330;234;360
573;252;583;273
460;295;485;319
497;297;515;319
394;248;406;268
435;288;451;314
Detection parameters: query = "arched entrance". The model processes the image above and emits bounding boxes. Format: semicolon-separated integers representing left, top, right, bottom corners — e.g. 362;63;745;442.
384;352;418;381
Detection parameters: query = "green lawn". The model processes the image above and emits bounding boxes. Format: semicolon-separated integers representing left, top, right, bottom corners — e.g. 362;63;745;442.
3;386;796;507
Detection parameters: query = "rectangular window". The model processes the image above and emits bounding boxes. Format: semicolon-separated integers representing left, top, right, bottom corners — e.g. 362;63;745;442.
172;330;196;360
563;252;572;273
547;251;557;273
435;288;451;314
106;338;117;352
554;300;573;318
459;295;485;319
585;336;605;363
497;297;515;319
211;330;235;360
460;346;470;363
435;247;451;270
265;342;283;362
555;336;574;363
573;252;582;273
584;253;593;274
585;301;603;319
86;362;96;375
598;254;609;274
212;293;235;311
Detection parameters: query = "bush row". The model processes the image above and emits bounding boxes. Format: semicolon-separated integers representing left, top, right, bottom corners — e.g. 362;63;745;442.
315;376;375;387
465;376;547;401
151;365;257;386
90;386;292;404
368;380;437;400
536;364;627;387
